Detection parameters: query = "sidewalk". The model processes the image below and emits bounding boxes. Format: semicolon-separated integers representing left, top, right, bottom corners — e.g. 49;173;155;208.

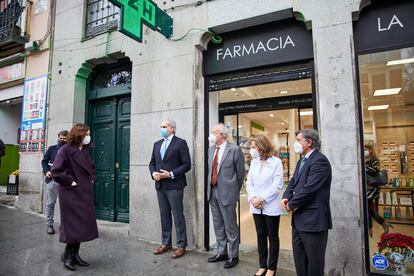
0;205;296;276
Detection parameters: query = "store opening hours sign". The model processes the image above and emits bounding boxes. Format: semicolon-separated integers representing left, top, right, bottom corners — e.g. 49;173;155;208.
20;75;48;153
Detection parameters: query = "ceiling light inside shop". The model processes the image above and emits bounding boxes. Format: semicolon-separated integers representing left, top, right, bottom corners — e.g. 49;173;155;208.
238;125;243;128
269;113;274;117
387;58;414;66
300;111;313;116
368;105;389;110
373;88;401;96
230;88;237;91
280;91;288;94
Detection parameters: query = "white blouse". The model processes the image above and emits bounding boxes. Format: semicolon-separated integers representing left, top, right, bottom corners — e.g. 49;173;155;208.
246;156;284;216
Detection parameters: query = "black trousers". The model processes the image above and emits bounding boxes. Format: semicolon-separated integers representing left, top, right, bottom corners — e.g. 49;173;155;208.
292;227;328;276
368;200;385;229
253;214;280;270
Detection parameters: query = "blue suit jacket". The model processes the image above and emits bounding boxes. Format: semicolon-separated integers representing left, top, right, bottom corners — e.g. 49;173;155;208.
283;150;332;232
149;136;191;190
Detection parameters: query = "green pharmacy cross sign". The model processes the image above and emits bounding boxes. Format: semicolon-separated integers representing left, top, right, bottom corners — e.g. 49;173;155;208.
109;0;173;42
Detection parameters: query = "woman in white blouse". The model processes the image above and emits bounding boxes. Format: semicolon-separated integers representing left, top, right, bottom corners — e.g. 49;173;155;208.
246;134;284;276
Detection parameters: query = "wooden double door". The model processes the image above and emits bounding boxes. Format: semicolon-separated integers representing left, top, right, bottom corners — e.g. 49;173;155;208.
89;95;131;222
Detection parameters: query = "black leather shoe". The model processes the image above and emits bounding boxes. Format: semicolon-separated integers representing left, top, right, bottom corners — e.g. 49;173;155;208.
208;254;228;263
224;257;239;269
47;225;55;235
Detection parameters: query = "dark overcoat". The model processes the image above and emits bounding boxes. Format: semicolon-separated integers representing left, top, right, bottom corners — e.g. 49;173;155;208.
51;144;98;243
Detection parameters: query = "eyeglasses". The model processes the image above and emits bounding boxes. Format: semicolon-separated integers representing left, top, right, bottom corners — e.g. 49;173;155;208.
161;126;168;128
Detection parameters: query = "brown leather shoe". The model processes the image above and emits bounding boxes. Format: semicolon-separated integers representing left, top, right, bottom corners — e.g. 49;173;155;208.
153;244;172;255
171;247;186;259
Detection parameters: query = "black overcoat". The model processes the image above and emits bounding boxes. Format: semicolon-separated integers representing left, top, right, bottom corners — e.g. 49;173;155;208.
51;144;98;243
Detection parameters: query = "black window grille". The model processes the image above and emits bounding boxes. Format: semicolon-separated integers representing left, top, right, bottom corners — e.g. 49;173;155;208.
85;0;119;38
0;0;26;43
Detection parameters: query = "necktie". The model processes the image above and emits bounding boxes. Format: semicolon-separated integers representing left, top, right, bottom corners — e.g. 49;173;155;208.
160;139;168;160
299;157;307;172
211;146;220;186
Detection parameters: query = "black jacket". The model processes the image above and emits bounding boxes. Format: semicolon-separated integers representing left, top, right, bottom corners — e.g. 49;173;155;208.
283;150;332;232
149;136;191;190
41;144;63;174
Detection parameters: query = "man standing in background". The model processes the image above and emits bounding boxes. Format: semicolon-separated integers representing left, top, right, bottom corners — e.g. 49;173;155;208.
41;130;68;234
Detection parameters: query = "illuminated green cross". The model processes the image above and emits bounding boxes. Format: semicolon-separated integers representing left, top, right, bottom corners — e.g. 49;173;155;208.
109;0;173;42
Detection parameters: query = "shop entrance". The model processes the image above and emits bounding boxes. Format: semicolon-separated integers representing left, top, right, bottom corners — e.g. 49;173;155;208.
221;106;314;249
206;62;316;251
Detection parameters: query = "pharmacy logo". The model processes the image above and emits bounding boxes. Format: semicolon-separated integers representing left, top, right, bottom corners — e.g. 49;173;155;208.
109;0;173;42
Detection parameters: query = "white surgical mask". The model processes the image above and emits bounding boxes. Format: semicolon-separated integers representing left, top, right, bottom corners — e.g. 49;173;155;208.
364;150;369;158
294;141;304;154
249;148;260;159
208;133;217;144
82;135;91;145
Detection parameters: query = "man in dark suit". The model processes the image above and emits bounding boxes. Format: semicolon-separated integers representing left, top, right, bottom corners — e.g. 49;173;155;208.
149;119;191;259
41;130;68;234
280;129;332;276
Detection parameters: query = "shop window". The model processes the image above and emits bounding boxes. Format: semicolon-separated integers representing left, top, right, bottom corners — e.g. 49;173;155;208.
84;0;119;39
358;46;414;274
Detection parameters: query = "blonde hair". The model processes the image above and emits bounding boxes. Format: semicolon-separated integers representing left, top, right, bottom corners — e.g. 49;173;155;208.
251;134;275;157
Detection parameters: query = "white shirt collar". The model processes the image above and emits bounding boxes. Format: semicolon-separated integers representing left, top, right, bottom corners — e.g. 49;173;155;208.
217;140;227;149
305;148;315;159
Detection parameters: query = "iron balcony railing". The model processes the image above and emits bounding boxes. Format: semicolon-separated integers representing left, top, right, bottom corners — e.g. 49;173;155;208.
0;0;27;45
85;0;119;38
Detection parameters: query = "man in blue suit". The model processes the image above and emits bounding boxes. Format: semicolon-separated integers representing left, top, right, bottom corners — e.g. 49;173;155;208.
149;119;191;259
280;129;332;276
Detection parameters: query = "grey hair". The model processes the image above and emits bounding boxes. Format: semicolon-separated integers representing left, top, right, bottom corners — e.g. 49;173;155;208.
216;123;229;138
297;129;321;150
165;119;176;133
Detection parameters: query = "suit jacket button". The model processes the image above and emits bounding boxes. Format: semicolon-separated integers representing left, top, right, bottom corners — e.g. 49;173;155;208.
293;192;296;195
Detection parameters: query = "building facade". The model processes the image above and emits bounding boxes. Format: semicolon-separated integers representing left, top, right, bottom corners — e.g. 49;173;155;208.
16;0;414;275
0;0;54;203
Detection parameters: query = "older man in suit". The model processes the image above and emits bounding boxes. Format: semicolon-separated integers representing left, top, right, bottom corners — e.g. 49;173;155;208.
149;119;191;259
280;129;332;276
207;123;245;269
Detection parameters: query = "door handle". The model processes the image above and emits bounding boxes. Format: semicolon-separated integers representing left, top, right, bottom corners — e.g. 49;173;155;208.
125;176;129;180
115;162;120;168
111;175;115;180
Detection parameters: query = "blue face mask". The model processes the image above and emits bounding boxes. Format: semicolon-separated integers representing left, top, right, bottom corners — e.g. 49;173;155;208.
160;128;168;138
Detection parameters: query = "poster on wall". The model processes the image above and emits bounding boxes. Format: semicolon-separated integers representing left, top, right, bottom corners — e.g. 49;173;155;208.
34;0;48;14
20;75;48;153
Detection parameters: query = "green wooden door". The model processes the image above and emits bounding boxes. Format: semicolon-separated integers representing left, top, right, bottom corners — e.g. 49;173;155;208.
90;95;130;222
115;96;130;222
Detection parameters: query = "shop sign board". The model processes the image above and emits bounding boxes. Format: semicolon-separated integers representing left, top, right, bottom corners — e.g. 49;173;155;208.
203;19;314;75
109;0;173;43
354;0;414;53
0;61;25;85
219;94;312;114
20;75;48;153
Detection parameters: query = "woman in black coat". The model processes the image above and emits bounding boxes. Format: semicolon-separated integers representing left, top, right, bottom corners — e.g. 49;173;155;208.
52;123;98;270
365;144;392;237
